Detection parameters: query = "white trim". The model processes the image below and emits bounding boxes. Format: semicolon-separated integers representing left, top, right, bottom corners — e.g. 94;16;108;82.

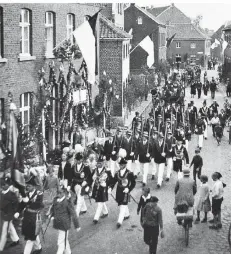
0;58;8;63
67;14;74;43
20;9;30;55
20;93;31;134
18;55;36;61
45;12;54;57
137;16;143;25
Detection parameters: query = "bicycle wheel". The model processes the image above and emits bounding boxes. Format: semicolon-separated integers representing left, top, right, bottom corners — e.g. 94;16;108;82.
228;223;231;249
185;222;189;246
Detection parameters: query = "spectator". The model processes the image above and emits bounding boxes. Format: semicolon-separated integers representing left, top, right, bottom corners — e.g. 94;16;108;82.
141;196;164;254
210;113;220;137
190;148;203;183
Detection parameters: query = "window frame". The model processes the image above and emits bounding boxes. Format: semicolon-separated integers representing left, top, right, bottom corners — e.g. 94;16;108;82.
0;7;3;58
137;16;143;25
176;42;181;48
45;11;55;58
20;92;31;134
19;9;31;56
67;13;75;44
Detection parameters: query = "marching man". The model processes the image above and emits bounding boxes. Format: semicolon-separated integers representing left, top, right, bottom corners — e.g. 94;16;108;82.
91;156;112;224
121;130;135;172
0;177;19;252
199;100;209;140
195;113;206;150
165;130;176;182
109;158;136;228
72;152;92;216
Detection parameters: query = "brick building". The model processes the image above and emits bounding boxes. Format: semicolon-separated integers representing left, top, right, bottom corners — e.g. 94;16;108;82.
0;3;100;150
223;22;231;78
147;3;211;67
124;4;167;71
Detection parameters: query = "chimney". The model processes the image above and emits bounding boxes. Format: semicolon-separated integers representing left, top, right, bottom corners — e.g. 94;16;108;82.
171;3;174;7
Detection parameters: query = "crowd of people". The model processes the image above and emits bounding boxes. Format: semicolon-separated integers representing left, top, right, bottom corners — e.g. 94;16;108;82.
0;64;229;254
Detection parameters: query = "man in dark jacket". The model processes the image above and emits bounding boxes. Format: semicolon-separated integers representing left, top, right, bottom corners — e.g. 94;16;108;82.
210;78;217;99
218;109;226;135
50;186;80;254
195;114;206;149
141;196;164;254
196;80;202;99
0;177;19;251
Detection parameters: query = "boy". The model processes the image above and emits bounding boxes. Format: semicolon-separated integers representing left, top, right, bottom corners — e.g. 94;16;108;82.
190;148;203;183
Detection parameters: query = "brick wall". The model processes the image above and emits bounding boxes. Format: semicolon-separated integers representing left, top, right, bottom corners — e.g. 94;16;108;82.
0;3;99;121
130;46;148;70
99;39;123;117
168;39;206;66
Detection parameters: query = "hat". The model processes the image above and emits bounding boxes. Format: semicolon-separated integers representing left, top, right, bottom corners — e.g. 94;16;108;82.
214;172;222;179
166;118;171;122
182;169;190;176
143;131;149;137
119;158;127;165
150;196;159;202
75;152;83;160
97;155;105;163
176;136;183;142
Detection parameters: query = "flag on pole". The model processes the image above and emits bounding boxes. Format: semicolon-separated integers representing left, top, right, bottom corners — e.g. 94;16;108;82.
166;33;176;48
222;41;228;54
139;36;154;67
73;11;100;85
7;103;26;194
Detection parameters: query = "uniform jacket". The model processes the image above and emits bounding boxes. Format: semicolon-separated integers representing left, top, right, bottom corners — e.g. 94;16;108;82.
0;190;19;221
110;169;136;206
199;106;209;120
58;161;73;186
173;145;189;164
136;141;151;163
152;140;168;164
121;137;136;161
165;136;176;158
91;167;112;202
51;197;79;231
195;119;206;135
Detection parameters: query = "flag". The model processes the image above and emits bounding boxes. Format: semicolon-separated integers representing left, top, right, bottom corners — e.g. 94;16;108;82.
73;11;100;85
7;103;26;194
139;36;154;67
222;41;228;54
166;33;176;48
215;39;220;45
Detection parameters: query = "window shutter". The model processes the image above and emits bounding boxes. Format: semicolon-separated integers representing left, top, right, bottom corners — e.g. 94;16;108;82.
53;12;56;48
29;10;33;55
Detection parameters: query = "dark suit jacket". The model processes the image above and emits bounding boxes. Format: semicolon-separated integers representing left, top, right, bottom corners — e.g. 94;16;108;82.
58;161;73;186
103;140;114;161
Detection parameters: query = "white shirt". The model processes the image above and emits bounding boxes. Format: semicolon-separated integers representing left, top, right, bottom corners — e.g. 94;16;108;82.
212;180;224;199
76;163;83;171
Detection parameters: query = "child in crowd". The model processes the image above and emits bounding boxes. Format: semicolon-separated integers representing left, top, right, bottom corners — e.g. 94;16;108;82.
195;175;211;223
190;148;203;183
137;187;151;222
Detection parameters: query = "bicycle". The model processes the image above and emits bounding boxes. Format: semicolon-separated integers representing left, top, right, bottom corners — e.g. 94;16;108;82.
176;207;194;246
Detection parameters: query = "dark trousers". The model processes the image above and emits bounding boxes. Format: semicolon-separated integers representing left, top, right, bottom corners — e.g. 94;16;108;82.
211;91;215;99
143;225;159;254
193;168;201;183
197;89;201;99
212;124;216;136
203;89;208;96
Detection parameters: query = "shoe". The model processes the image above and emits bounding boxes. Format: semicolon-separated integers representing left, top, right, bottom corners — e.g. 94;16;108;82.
201;218;207;223
195;218;200;222
93;220;98;224
100;213;108;219
209;225;219;230
79;211;87;215
209;219;214;223
177;219;182;225
165;177;169;182
124;216;130;220
151;175;155;180
32;248;42;254
9;240;19;247
116;223;121;228
157;184;160;188
205;137;207;140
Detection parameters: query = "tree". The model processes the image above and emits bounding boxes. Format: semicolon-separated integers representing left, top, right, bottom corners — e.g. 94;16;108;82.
193;14;203;27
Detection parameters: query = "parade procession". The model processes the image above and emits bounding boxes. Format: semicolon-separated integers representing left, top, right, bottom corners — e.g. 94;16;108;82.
1;2;231;254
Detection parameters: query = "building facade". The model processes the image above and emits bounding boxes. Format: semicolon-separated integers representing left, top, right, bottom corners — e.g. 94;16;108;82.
124;4;167;71
223;22;231;78
148;3;210;67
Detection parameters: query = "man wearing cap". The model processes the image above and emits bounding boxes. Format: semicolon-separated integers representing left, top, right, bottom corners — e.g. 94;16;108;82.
72;153;92;216
172;136;189;179
174;168;197;225
195;113;206;150
136;131;152;186
121;130;135;172
0;177;20;252
102;132;114;169
132;112;140;130
109;158;136;228
199;100;209;140
188;101;197;133
141;196;164;254
218;109;226;136
91;156;113;224
210;77;217;99
150;127;159;180
165;130;176;181
70;125;84;150
226;77;231;97
152;132;168;188
58;153;73;189
15;175;44;254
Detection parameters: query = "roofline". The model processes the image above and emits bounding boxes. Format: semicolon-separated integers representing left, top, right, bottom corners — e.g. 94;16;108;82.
154;5;171;18
172;38;206;41
132;5;166;26
100;38;131;41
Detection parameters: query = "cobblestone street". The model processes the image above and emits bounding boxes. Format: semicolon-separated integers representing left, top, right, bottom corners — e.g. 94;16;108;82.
2;70;231;254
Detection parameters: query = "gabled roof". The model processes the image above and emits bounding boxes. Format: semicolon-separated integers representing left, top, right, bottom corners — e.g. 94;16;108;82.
133;5;165;26
167;23;208;40
99;14;132;40
147;6;170;17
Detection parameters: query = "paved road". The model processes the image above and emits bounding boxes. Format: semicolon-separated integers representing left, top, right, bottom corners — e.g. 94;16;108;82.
2;69;231;254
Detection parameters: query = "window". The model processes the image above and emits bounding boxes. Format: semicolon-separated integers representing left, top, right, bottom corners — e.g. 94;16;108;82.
20;9;31;55
45;12;55;58
190;54;196;63
176;42;181;48
117;3;123;15
138;16;142;25
176;54;181;62
0;7;3;58
20;92;31;134
67;14;75;44
159;33;166;47
190;42;196;49
52;85;59;146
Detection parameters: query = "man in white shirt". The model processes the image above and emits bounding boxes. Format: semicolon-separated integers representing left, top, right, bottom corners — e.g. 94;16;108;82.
209;172;224;230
